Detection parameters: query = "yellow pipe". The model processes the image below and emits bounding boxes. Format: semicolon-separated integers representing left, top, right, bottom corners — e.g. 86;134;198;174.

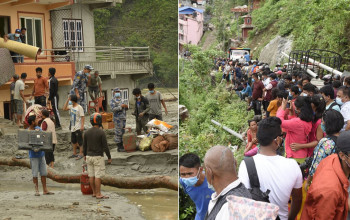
0;37;41;60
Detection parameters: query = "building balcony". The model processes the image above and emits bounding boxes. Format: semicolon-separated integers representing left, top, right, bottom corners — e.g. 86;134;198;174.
38;46;153;79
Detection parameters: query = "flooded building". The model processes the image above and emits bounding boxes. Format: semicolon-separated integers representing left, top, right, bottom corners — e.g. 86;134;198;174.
0;0;153;119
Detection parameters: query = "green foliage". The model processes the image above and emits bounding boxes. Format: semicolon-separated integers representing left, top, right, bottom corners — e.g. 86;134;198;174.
250;0;350;70
179;45;253;219
93;0;178;87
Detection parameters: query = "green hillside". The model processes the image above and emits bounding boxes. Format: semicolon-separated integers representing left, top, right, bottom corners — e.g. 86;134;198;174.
93;0;178;87
246;0;350;70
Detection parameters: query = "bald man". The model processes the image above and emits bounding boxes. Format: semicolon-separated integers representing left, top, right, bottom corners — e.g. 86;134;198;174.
204;145;251;220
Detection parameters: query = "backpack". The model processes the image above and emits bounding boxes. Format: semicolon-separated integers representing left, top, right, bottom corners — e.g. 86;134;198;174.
328;101;341;110
244;157;270;202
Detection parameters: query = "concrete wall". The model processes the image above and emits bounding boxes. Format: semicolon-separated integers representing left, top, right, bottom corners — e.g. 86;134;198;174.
57;74;135;110
51;3;96;63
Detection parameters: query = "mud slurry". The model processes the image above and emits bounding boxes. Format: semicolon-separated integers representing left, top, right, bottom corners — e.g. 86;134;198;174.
0;92;178;220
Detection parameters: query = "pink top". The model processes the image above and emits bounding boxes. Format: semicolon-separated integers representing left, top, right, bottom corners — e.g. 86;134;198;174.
307;119;322;157
277;109;312;158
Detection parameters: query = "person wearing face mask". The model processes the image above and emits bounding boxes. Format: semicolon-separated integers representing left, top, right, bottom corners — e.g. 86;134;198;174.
70;65;93;113
320;85;341;112
179;153;214;220
3;28;23;63
204;146;251;220
145;83;167;120
305;109;344;191
132;88;150;135
302;83;317;97
110;88;128;152
31;67;48;106
301;130;350;220
337;86;350;131
276;96;313;161
239;117;303;220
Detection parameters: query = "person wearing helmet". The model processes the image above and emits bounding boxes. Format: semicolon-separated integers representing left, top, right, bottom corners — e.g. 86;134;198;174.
110;88;128;152
83;113;111;199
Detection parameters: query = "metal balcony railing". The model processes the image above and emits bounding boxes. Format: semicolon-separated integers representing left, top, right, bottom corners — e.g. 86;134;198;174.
35;46;151;62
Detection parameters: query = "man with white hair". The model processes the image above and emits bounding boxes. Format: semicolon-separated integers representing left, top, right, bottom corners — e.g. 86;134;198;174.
204;145;251;220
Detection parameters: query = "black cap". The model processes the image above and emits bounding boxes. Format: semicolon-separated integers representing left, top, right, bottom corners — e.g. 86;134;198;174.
337;130;350;153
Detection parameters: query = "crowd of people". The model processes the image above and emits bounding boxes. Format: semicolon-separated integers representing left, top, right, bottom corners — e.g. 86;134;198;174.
10;64;168;197
181;56;350;219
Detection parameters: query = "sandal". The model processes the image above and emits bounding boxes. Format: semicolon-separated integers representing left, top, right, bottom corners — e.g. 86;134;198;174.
75;155;83;160
68;154;77;158
43;192;55;195
96;195;109;199
35;192;40;196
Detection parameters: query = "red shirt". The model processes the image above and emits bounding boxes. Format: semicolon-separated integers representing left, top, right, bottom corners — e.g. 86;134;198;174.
34;76;48;97
252;80;264;100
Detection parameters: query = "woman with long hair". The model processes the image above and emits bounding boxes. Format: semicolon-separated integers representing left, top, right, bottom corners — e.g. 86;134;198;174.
276;96;313;162
289;94;326;156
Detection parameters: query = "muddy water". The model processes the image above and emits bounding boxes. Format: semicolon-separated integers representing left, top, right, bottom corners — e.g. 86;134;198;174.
0;179;178;220
105;187;178;220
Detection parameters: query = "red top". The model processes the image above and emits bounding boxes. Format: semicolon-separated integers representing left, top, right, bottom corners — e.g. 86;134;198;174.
41;121;47;131
301;154;349;220
252;80;264;100
246;129;257;149
33;77;48;97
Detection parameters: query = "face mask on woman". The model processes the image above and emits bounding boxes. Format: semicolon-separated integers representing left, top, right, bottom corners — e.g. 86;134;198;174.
115;92;121;98
15;33;20;38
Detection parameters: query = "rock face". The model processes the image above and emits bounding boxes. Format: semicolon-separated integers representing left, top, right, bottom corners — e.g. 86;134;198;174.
259;35;293;67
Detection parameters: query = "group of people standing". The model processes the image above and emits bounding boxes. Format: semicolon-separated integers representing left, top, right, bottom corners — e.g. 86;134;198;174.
181;57;350;219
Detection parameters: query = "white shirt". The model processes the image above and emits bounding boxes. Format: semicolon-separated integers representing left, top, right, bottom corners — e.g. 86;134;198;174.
207;179;241;220
14;79;25;100
238;154;302;220
262;78;271;87
341;101;350;130
67;104;85;132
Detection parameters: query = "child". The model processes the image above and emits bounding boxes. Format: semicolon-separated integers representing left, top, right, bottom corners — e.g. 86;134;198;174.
63;94;85;159
27;114;54;196
244;119;259;157
267;88;283;117
41;109;57;168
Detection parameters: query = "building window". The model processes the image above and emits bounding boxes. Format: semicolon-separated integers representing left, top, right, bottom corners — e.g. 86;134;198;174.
179;24;183;30
63;19;83;52
247;19;250;24
20;17;43;48
179;34;184;40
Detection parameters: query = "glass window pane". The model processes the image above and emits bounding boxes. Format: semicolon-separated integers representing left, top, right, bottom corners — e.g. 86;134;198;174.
26;19;33;45
35;19;42;48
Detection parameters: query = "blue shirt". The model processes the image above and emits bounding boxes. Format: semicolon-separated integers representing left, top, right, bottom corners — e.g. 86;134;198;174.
241;84;252;97
180;176;214;220
235;67;242;78
8;33;22;43
28;126;45;158
244;54;250;62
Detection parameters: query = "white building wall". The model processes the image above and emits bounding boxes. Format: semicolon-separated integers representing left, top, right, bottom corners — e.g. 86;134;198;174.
56;75;135;110
50;4;96;62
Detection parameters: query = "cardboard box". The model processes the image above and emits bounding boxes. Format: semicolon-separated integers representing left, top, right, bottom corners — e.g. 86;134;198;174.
101;112;113;123
102;121;114;129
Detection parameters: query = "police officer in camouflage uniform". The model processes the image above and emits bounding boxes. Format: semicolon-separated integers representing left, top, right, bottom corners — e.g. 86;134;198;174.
70;65;93;112
110;88;128;152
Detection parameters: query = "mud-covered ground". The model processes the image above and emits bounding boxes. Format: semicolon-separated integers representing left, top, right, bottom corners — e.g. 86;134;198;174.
0;89;178;220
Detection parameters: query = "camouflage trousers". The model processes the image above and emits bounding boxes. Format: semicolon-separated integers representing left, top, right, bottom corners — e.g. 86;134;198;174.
114;117;126;144
77;92;86;113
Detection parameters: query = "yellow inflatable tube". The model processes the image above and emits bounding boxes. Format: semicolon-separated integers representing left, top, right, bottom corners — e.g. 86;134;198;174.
0;37;41;60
